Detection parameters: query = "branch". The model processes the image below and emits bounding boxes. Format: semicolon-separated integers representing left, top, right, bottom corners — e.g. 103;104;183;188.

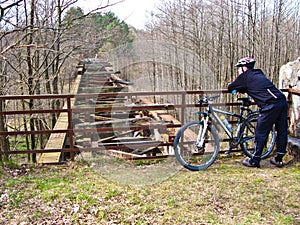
0;44;45;56
0;0;23;21
80;0;125;18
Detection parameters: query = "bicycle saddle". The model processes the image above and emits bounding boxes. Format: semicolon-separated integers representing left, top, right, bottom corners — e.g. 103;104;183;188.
237;97;252;107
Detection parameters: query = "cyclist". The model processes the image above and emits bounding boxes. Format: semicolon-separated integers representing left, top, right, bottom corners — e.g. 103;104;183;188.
228;57;288;168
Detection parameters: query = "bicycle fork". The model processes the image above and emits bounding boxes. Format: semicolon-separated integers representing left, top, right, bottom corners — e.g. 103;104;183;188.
195;116;209;149
226;123;242;155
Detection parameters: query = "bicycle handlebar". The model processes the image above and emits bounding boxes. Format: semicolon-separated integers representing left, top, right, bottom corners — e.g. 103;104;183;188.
198;94;220;104
198;94;252;105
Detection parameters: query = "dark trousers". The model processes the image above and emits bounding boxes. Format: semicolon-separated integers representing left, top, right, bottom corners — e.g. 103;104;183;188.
253;100;288;161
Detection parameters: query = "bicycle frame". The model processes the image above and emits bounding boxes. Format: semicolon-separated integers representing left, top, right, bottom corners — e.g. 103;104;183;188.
197;98;256;141
211;107;240;138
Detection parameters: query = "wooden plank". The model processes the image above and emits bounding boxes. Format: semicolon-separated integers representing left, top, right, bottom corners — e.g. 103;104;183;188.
84;71;111;76
105;137;152;142
131;146;161;155
110;74;134;86
79;86;128;93
101;140;162;148
98;130;134;142
138;97;181;144
76;117;150;127
38;111;67;163
93;104;175;113
38;75;82;164
108;150;144;159
94;115;113;121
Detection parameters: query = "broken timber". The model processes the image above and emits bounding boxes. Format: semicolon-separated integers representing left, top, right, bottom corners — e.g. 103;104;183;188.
72;60;182;160
41;59;183;163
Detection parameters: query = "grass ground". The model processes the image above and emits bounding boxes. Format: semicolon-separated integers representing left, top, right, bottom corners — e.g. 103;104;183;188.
0;154;299;225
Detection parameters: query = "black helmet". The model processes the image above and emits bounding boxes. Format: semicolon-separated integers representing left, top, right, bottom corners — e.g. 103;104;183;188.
235;57;256;69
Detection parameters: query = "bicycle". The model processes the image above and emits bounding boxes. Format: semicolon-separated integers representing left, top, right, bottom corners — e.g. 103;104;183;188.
173;94;276;171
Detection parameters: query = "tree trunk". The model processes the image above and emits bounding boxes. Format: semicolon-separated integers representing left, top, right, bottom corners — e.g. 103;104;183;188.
26;0;36;163
0;100;10;161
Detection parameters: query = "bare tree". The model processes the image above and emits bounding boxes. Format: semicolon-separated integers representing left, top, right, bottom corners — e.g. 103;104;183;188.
0;0;22;21
144;0;299;90
0;0;126;162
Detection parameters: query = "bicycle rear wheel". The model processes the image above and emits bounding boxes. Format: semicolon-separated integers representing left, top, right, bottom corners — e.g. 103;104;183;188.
240;113;276;159
174;120;220;171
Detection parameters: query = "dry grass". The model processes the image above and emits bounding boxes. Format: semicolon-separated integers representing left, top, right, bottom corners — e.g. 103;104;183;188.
0;154;299;225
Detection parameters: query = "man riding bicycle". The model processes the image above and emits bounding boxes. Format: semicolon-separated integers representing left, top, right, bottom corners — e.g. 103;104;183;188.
228;57;288;168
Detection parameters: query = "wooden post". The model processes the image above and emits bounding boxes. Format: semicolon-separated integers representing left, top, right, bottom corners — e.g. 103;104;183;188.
181;92;186;125
67;97;74;161
287;88;293;128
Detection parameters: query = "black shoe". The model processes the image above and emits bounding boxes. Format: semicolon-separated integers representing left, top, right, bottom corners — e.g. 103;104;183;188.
242;158;260;168
270;157;284;168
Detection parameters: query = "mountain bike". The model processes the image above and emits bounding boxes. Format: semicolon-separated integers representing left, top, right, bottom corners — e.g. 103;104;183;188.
173;94;276;171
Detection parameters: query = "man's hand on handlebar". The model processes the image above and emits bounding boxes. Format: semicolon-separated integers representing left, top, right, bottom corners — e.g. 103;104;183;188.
231;90;239;95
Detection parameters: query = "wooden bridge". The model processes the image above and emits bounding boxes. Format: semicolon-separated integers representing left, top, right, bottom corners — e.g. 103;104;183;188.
0;59;299;164
37;59;182;163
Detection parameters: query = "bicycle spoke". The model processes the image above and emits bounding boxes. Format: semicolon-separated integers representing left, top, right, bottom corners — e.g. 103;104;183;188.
240;113;276;159
174;121;219;171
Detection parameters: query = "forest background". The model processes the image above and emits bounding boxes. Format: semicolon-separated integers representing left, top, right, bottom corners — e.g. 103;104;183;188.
0;0;299;162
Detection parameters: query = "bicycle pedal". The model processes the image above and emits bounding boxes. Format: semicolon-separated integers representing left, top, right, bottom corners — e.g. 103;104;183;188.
225;150;232;155
197;147;205;154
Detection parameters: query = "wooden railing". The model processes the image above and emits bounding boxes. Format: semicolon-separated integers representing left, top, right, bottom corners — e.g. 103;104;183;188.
0;88;295;161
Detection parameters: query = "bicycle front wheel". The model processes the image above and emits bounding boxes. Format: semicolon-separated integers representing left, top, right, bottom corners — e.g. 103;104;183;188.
240;113;276;159
174;120;220;171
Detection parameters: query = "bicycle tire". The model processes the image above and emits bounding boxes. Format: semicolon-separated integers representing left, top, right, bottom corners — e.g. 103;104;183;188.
174;120;220;171
240;113;276;159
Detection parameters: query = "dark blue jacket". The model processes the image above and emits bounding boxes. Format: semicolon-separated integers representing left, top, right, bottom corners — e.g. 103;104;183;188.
228;69;286;108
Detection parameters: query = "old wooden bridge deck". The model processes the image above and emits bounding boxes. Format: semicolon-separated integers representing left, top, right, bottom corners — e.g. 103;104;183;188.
38;59;182;163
